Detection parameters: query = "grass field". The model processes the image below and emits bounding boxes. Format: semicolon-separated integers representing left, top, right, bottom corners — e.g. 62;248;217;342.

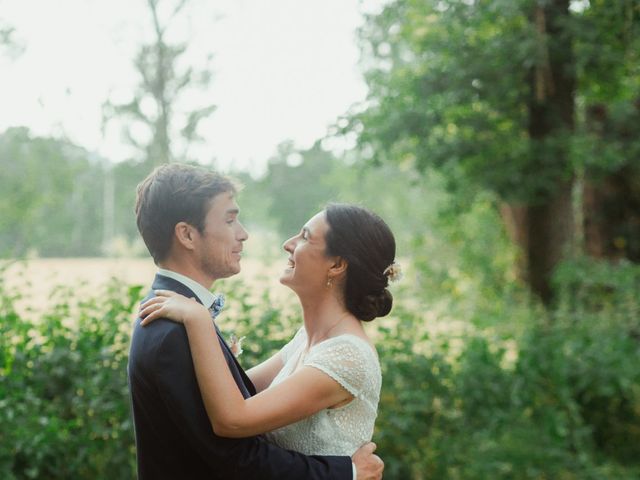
1;256;295;318
1;254;454;347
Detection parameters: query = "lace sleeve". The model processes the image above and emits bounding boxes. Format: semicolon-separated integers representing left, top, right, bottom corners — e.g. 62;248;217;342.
303;336;379;399
279;327;307;365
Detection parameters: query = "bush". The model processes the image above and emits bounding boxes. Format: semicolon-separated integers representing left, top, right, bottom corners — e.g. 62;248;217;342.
373;258;640;479
0;280;139;479
1;258;639;479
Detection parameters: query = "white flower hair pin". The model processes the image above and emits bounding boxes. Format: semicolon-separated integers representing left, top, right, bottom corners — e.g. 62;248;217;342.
383;262;403;282
228;333;246;358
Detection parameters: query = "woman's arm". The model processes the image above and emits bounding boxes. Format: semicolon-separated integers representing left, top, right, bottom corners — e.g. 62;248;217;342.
183;318;352;437
140;290;353;438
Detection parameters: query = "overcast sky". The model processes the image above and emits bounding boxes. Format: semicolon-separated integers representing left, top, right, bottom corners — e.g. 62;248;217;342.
1;0;377;175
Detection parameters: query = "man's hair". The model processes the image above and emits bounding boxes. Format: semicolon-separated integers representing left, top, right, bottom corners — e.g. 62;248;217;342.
135;163;236;264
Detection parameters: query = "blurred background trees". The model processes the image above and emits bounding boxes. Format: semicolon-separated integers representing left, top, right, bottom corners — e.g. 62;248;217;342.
1;1;639;478
0;18;23;59
2;0;635;306
102;0;217;167
0;128;104;257
344;0;640;304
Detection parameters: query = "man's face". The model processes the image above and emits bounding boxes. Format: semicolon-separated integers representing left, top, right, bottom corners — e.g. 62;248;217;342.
194;191;248;281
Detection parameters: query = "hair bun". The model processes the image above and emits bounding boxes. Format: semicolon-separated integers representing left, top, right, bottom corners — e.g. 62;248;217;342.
324;204;396;323
355;289;393;322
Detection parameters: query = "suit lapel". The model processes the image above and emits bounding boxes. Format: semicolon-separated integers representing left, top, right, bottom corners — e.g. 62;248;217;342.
213;323;256;397
150;274;257;397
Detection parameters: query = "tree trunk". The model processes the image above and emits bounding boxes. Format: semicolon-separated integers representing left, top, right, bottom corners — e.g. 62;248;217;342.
513;0;576;304
584;168;640;262
583;101;640;263
501;182;574;304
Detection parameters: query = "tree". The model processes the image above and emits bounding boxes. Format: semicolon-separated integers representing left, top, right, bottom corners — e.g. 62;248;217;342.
574;1;640;262
103;0;216;166
0;128;105;257
109;159;155;251
346;0;640;304
0;20;24;59
254;141;341;238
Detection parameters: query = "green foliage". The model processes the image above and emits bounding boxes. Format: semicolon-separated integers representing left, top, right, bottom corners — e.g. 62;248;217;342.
343;0;640;301
1;257;639;479
375;259;640;478
553;256;640;319
573;0;640;102
349;0;640;202
0;276;140;479
0;128;105;257
214;277;300;366
0;127;160;257
349;0;537;200
250;141;341;238
109;159;156;248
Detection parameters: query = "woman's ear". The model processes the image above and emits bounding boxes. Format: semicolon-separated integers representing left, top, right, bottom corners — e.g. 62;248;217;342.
174;222;196;250
328;256;348;279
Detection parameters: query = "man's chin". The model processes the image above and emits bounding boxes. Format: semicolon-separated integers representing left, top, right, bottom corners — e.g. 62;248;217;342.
208;265;241;281
227;263;242;276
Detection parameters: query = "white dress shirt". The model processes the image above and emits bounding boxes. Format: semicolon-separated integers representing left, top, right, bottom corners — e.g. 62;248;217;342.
156;268;217;308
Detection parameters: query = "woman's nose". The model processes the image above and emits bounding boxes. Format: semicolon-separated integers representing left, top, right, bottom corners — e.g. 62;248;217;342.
283;236;295;253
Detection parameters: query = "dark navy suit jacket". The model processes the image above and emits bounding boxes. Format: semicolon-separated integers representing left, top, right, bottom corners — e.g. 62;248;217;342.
128;274;351;479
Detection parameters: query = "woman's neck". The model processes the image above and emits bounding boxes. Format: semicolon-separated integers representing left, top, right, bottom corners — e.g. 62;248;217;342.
299;295;354;347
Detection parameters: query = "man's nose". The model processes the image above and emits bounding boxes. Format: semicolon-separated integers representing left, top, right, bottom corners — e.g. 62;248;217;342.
238;222;249;241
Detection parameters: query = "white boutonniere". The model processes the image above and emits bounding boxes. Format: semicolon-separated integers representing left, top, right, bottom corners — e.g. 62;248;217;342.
228;333;246;358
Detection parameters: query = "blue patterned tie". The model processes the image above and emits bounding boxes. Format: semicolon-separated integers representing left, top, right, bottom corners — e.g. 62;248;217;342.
208;294;225;319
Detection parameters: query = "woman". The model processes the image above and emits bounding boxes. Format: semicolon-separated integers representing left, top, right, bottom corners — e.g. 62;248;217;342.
139;203;400;456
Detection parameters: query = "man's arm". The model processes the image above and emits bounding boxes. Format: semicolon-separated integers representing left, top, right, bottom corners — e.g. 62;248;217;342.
246;351;284;393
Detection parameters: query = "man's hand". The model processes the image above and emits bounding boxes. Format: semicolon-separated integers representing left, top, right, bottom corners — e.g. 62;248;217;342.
352;442;384;480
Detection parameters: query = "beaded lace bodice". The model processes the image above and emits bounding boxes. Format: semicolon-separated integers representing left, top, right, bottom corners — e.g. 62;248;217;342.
266;328;381;456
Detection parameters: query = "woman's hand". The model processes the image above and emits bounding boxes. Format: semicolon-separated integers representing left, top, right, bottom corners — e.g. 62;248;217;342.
139;289;208;326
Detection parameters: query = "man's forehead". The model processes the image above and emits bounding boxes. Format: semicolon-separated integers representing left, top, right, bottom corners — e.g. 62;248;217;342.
208;191;240;213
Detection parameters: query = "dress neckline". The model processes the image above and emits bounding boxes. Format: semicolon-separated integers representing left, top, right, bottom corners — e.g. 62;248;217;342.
300;328;378;360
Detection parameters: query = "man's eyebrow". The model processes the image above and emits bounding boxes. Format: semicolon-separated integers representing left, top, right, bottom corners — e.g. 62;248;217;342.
302;226;311;237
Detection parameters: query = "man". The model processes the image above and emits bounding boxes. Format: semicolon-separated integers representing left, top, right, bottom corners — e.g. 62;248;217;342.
128;163;384;479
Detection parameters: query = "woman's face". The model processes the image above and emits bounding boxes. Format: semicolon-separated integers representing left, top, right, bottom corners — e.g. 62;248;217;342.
280;211;334;295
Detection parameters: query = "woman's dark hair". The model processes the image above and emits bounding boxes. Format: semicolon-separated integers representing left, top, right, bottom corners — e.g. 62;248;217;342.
324;203;396;321
135;163;236;264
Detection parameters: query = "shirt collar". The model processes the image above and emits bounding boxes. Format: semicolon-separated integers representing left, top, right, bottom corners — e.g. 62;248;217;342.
156;268;217;308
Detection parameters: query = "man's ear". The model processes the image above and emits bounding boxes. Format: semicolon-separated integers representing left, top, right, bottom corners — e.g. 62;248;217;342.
328;256;348;279
174;222;196;250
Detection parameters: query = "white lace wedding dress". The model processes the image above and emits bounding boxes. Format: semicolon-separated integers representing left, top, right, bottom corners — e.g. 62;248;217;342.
265;327;382;456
